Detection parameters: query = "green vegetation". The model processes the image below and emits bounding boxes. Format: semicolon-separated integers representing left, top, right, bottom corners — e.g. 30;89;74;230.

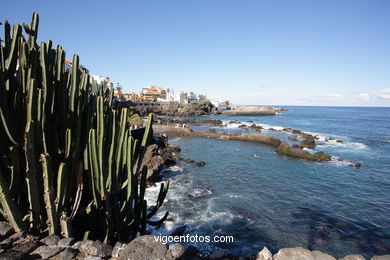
128;113;144;126
195;100;213;107
0;13;168;244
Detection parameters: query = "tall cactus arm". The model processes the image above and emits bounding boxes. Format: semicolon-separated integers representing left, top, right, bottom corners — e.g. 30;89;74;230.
3;20;11;56
0;47;20;145
56;162;69;213
0;168;26;232
27;12;39;47
40;154;60;235
4;24;22;79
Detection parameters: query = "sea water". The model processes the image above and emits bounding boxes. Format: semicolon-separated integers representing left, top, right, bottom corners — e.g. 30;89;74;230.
146;106;390;258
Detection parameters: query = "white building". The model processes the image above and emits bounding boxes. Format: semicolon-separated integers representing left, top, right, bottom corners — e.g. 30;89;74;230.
188;92;198;103
165;88;175;102
211;100;229;110
174;91;188;104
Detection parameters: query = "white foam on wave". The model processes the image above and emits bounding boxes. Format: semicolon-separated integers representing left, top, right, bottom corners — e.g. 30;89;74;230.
223;121;285;131
223;120;369;151
169;137;181;143
329;156;356;167
163;165;184;173
306;131;368;151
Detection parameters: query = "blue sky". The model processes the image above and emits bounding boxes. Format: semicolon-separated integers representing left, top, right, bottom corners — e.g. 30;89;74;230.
1;0;390;106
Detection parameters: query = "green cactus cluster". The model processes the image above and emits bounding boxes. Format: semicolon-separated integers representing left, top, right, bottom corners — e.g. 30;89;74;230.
0;13;169;244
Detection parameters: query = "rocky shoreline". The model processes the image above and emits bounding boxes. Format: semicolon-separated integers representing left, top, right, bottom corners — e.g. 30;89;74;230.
153;118;362;167
221;105;278;116
137;103;286;117
1;222;388;260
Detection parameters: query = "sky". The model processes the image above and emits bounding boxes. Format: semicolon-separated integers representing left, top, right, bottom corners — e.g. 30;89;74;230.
1;0;390;106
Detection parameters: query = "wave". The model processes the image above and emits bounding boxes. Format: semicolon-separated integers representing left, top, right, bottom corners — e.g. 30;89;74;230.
169;137;181;143
312;134;368;150
223;121;285;131
329;156;357;167
222;121;368;150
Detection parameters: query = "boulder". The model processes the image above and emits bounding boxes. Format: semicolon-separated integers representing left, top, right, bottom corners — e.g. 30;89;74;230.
41;234;61;245
117;235;168;260
140;144;165;182
371;256;390;260
166;243;186;259
256;246;272;260
0;250;31;260
339;255;366;260
11;240;41;254
0;221;13;237
0;231;28;248
112;242;126;257
55;247;80;260
273;247;336;260
75;240;112;258
31;245;65;259
300;137;316;149
58;237;76;247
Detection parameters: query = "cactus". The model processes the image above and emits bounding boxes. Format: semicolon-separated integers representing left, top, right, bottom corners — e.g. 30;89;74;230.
0;13;169;244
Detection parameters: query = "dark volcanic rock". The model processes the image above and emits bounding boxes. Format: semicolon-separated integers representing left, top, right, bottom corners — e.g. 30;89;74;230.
276;144;331;162
140;144;165;182
11;240;41;254
300;136;315;149
31;245;64;259
55;247;79;260
0;232;28;249
196;161;206;166
0;222;13;237
167;144;181;153
41;234;61;246
184;245;199;256
117;235;168;260
58;237;76;247
170;225;187;236
75;240;112;258
0;250;32;260
249;124;263;131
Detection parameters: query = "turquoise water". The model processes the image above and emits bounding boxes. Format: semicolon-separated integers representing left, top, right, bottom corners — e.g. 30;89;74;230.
147;106;390;258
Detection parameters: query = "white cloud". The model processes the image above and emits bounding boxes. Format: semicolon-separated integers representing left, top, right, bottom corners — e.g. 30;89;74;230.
356;88;390;101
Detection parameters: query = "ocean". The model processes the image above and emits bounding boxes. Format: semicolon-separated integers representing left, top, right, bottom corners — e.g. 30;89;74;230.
146;106;390;258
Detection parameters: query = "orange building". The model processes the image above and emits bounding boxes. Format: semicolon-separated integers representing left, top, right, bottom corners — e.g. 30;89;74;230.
140;86;166;101
123;92;141;102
